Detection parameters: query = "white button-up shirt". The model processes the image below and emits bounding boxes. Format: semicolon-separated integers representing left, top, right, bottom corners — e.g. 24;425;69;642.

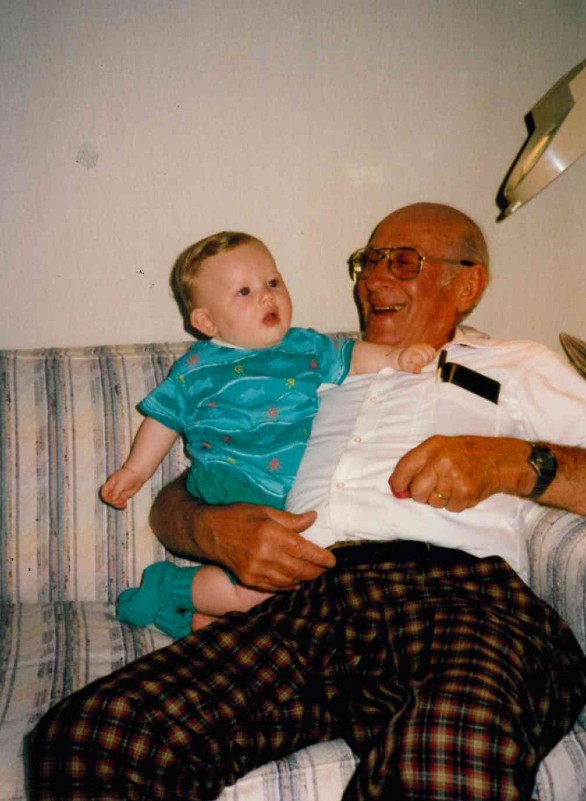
286;327;586;578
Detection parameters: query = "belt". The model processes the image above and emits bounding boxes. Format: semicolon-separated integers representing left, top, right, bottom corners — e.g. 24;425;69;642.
331;539;479;569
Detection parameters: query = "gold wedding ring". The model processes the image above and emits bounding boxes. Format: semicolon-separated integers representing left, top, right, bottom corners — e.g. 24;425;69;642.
433;491;449;501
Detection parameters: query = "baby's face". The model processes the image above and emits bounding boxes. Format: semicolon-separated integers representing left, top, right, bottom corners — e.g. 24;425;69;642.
190;241;293;349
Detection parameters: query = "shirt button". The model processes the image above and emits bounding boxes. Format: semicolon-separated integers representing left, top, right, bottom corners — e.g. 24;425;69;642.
353;436;362;444
336;482;345;489
369;396;379;404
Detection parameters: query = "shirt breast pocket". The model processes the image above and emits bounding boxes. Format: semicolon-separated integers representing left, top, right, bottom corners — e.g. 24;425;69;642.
433;381;502;437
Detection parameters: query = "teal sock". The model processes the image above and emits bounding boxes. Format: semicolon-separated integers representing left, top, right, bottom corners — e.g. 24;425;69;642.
154;607;194;640
116;562;201;629
168;565;199;611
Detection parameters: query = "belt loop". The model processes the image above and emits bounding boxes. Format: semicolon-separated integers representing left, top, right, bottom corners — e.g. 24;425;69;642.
425;541;432;563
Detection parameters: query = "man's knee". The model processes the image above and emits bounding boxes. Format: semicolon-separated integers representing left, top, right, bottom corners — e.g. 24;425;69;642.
396;697;537;801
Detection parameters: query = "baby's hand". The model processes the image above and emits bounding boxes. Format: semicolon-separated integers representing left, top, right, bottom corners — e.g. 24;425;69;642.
100;466;145;509
398;343;436;373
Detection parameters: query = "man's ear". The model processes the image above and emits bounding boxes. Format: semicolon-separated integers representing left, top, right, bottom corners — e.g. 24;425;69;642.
190;308;217;338
453;264;488;314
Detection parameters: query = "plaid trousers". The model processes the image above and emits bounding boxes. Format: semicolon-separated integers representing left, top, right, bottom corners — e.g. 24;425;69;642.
30;550;586;801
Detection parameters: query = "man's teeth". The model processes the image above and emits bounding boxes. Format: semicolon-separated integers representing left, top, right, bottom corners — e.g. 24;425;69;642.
373;304;403;312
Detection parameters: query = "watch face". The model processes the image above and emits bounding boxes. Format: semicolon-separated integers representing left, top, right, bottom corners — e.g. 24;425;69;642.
531;447;556;475
527;444;558;500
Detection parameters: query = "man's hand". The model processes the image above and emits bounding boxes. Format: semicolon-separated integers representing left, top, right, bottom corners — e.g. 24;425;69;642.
389;435;533;512
150;476;336;592
194;504;335;591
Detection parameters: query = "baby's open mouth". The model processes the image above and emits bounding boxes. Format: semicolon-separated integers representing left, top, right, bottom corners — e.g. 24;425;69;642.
263;311;279;325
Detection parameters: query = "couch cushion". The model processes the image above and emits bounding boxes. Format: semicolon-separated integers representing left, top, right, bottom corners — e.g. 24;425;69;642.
0;344;191;603
526;506;586;653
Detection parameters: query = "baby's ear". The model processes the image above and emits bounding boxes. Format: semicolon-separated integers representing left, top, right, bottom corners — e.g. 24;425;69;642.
190;308;217;338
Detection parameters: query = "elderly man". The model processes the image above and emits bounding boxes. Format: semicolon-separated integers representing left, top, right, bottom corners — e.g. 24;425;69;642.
31;203;586;801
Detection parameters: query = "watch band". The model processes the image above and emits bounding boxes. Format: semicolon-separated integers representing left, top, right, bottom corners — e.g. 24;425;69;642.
525;443;558;500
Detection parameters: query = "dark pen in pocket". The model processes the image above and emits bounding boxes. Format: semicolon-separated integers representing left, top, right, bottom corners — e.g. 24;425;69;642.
436;349;501;404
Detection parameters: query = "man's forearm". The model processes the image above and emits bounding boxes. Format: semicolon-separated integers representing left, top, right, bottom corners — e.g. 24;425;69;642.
486;439;586;514
538;444;586;515
149;472;210;560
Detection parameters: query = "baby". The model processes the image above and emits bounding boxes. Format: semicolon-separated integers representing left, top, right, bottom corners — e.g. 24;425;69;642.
101;232;435;637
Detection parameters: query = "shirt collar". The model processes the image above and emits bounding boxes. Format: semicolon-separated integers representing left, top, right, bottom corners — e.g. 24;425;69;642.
449;325;496;349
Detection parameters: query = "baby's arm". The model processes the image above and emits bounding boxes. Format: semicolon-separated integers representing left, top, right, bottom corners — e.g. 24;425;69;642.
100;417;179;509
349;341;436;376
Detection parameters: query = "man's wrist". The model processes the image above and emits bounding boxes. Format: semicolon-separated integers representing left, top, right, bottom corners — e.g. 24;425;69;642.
522;442;558;500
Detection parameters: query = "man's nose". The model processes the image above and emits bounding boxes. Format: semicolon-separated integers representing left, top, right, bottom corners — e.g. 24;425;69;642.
365;256;396;287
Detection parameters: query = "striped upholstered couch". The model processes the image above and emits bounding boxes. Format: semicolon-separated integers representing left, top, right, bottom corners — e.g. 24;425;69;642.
1;339;585;801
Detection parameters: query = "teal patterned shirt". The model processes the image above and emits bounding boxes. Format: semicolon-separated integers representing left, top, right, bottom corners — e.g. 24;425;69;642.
139;328;355;508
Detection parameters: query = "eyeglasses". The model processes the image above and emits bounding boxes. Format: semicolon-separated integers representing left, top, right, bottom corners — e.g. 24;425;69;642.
348;247;476;283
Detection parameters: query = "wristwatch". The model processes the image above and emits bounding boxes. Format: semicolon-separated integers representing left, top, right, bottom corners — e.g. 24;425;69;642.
525;443;558;500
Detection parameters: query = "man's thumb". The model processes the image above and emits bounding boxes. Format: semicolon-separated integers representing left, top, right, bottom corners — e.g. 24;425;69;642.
271;508;317;532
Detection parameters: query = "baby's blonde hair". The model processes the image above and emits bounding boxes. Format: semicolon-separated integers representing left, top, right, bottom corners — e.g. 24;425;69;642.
171;231;260;318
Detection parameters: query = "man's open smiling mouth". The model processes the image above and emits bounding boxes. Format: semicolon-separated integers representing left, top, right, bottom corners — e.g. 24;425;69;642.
371;304;405;314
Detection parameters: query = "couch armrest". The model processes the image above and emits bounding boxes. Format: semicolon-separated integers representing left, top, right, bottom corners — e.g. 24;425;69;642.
526;505;586;653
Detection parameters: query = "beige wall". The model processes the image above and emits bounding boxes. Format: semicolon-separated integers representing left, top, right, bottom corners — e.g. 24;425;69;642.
1;0;585;353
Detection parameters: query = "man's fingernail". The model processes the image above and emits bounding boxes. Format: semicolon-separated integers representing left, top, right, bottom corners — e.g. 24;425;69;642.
389;481;411;499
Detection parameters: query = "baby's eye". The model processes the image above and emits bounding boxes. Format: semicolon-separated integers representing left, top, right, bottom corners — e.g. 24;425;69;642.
237;287;250;297
267;278;280;289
